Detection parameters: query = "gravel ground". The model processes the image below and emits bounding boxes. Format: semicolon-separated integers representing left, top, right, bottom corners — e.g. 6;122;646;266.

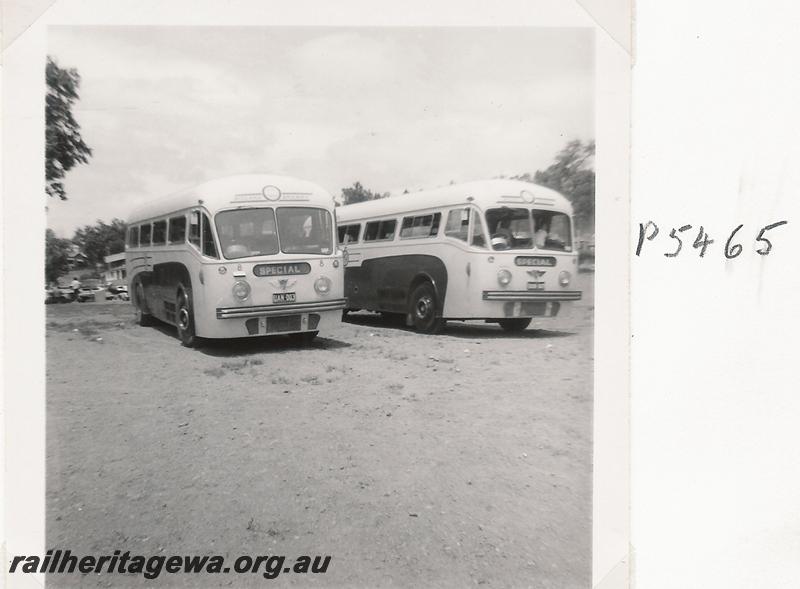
46;273;593;588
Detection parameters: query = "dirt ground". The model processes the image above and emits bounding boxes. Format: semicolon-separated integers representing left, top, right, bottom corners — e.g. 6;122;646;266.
45;273;593;588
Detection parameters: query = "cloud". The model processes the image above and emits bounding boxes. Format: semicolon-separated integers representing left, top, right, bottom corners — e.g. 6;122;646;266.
46;27;593;236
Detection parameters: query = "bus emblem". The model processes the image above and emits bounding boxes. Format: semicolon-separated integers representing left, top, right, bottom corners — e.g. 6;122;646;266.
527;269;546;279
270;279;296;291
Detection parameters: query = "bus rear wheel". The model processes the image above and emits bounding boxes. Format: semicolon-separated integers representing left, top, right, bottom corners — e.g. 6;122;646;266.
498;318;532;332
176;288;196;347
135;283;154;326
409;283;445;334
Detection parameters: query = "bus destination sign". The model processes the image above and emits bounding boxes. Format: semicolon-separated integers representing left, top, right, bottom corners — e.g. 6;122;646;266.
514;256;557;267
253;262;312;277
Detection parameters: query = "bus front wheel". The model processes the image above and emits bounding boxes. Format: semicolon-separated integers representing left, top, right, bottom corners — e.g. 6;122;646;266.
409;283;444;334
498;318;532;332
176;288;196;347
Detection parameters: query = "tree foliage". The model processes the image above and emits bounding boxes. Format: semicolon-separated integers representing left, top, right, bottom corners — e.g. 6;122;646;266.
72;219;127;267
46;56;92;200
45;229;73;283
515;139;595;235
341;181;388;205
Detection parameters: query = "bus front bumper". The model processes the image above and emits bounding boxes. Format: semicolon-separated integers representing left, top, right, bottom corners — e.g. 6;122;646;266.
481;290;582;302
216;298;347;320
480;290;582;319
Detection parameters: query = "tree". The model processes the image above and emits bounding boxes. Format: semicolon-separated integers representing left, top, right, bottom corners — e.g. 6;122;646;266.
45;229;72;283
528;139;595;235
46;56;92;200
341;181;386;205
72;219;127;267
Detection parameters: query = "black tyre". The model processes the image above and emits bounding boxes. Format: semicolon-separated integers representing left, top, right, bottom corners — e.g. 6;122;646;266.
176;288;196;347
135;283;154;326
498;318;532;332
409;283;445;334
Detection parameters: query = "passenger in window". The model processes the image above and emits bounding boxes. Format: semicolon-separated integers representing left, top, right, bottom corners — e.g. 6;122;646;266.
534;227;548;248
302;216;313;239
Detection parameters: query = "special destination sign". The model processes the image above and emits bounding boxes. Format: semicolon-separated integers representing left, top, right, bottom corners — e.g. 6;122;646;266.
514;256;557;267
253;262;311;277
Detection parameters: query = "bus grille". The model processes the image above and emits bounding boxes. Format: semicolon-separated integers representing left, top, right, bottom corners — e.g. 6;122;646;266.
268;315;301;333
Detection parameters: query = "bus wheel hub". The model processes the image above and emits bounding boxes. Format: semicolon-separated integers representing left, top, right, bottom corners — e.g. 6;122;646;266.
416;297;432;318
178;308;190;329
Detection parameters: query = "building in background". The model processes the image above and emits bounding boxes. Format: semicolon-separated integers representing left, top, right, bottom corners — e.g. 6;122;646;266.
103;252;126;283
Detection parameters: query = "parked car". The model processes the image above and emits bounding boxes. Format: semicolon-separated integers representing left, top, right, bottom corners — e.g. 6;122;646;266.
46;284;76;304
77;279;105;302
107;280;130;301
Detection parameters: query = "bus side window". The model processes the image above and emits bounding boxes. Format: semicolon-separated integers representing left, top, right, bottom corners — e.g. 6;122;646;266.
341;224;360;244
364;221;379;241
377;220;396;240
152;220;167;246
401;213;442;239
188;211;201;248
127;226;139;248
201;213;219;258
470;208;487;249
444;208;469;242
140;223;152;246
364;220;396;242
429;212;441;237
169;215;187;244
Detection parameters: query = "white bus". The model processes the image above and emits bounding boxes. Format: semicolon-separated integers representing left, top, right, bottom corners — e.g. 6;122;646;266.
126;175;346;346
336;179;582;334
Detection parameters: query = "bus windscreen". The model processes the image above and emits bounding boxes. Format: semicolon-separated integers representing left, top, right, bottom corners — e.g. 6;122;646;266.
276;207;333;255
215;207;334;259
486;208;572;252
215;208;280;259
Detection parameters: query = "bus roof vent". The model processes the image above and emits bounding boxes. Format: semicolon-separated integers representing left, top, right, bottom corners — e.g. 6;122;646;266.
280;192;312;202
232;192;266;203
231;189;311;203
533;197;556;206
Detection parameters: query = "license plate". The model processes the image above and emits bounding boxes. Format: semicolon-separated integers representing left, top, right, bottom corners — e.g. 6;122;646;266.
273;292;296;303
527;281;545;291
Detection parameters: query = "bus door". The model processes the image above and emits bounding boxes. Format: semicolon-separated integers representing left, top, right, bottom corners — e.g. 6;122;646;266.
442;206;487;317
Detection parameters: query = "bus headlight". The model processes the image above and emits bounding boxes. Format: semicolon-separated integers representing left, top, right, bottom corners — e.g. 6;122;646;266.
559;271;571;286
497;269;512;286
232;280;251;301
314;276;332;295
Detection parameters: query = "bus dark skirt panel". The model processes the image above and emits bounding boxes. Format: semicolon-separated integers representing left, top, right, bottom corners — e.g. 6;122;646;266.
345;254;447;315
134;261;193;326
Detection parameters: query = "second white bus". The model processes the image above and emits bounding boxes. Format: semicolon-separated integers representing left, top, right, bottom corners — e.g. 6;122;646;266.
336;179;582;334
126;174;346;346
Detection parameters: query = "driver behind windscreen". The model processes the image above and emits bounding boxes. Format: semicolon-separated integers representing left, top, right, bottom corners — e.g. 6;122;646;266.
491;222;513;250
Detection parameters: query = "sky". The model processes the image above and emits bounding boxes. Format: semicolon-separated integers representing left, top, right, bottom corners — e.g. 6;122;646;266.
46;26;593;236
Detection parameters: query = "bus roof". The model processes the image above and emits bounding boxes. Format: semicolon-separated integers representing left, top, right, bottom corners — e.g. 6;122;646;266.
128;174;335;223
337;179;573;222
